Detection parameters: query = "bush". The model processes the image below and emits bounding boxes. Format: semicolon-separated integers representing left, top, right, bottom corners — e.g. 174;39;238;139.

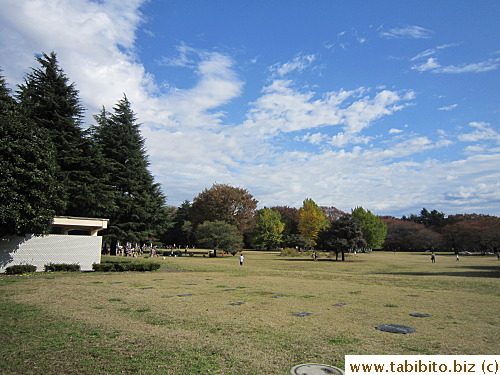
5;264;37;274
280;248;301;257
92;262;161;272
44;263;81;272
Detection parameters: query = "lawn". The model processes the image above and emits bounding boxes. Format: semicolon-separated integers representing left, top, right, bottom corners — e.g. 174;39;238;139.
1;251;498;374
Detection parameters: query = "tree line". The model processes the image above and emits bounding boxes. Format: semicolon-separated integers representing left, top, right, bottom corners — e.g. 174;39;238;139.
1;52;498;258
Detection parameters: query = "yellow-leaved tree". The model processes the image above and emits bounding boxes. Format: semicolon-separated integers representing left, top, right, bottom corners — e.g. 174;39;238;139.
298;198;329;246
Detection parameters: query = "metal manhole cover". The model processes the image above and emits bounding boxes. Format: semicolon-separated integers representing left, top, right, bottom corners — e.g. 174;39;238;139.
291;363;344;375
293;312;312;317
375;324;416;334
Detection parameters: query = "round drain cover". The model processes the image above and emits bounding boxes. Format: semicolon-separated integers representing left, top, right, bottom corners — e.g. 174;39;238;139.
410;313;431;317
291;363;344;375
375;324;416;334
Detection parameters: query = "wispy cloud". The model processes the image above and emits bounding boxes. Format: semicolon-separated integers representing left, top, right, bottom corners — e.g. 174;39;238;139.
410;43;459;61
458;122;500;143
436;58;500;73
411;56;500;74
438;104;458;111
411;57;441;72
379;25;433;39
269;53;318;77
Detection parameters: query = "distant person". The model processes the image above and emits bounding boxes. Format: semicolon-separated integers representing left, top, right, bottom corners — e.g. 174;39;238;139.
431;253;436;263
239;253;244;266
456;252;460;261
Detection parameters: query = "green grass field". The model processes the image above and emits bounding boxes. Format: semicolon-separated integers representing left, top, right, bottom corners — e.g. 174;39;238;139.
1;251;498;374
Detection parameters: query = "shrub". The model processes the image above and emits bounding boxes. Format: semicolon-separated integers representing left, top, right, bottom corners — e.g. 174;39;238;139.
5;264;37;274
280;248;301;257
92;262;161;272
44;263;81;272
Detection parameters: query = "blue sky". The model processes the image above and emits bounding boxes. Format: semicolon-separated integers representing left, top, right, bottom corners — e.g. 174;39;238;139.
1;0;499;216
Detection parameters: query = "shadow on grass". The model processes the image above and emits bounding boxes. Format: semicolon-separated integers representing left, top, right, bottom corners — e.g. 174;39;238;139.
375;265;500;278
277;258;364;262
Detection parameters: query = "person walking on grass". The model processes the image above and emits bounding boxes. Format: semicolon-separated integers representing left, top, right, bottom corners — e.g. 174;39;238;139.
431;253;436;263
239;253;244;266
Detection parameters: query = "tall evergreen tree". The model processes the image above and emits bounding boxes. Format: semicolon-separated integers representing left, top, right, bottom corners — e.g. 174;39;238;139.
92;96;169;253
17;52;112;217
0;72;61;237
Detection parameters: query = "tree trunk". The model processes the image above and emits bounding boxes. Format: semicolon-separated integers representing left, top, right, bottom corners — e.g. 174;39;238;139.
110;238;117;256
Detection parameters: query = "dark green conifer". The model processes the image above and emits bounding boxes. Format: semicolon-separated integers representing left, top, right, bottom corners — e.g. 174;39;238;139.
93;95;169;253
0;72;61;236
17;52;112;218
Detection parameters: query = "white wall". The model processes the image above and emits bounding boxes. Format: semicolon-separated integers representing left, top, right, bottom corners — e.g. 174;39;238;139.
0;234;102;272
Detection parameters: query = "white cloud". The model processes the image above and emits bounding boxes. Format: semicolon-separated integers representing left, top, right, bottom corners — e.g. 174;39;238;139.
294;132;326;145
438;104;458;111
411;57;441;72
389;128;404;134
238;81;414;150
458;122;500;143
436;58;500;73
410;48;437;61
379;25;433;39
0;0;149;119
412;57;500;74
269;53;318;77
410;43;460;61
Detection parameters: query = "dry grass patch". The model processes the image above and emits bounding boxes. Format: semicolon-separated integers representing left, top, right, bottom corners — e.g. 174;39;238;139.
1;251;499;374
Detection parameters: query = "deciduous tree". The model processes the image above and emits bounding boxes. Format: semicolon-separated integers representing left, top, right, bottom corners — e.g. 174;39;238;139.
317;216;365;261
195;221;243;253
442;214;500;253
352;206;387;250
297;198;329;246
381;217;442;251
190;183;258;234
270;206;299;237
251;207;285;249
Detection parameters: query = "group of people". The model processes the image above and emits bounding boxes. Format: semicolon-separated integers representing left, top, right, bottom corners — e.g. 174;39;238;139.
101;243;158;257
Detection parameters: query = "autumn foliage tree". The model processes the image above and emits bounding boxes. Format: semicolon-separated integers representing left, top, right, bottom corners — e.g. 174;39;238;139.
442;214;500;253
297;198;329;246
190;183;258;234
381;217;443;251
